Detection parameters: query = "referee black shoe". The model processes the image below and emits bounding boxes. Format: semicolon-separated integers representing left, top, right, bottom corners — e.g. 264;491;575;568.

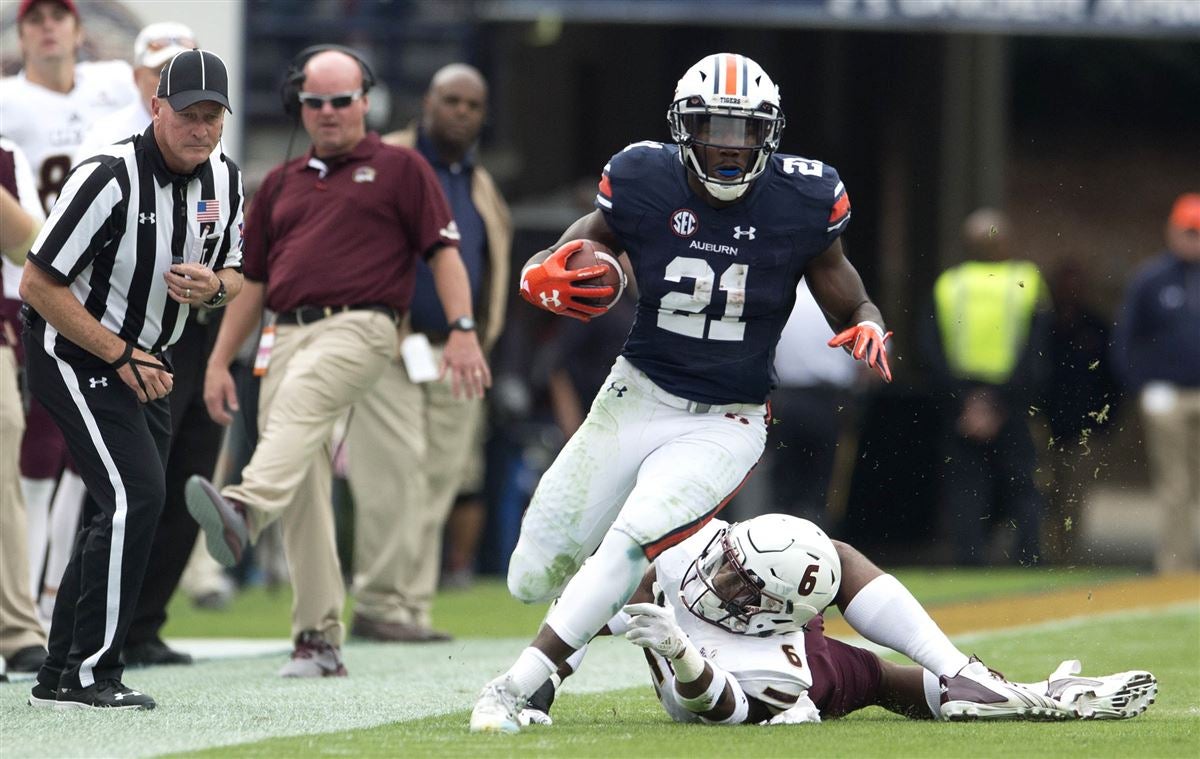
8;645;48;673
123;639;193;667
28;682;57;709
185;475;248;567
56;680;156;711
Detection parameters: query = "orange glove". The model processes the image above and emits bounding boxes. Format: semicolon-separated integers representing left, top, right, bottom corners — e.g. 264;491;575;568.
519;240;615;322
828;320;893;382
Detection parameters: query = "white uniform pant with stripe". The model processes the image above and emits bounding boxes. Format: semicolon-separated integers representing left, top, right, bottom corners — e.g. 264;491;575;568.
507;356;767;605
23;315;169;690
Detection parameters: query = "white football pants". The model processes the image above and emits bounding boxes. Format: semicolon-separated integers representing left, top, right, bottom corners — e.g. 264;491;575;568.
508;356;767;605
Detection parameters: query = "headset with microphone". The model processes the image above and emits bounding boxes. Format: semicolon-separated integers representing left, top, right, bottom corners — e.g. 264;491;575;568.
279;44;376;121
267;43;378;213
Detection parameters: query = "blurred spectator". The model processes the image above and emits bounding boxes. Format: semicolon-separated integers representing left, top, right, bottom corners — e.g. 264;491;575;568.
0;138;48;676
0;0;137;214
1110;193;1200;573
0;0;139;628
1042;259;1119;563
188;48;485;676
920;208;1052;565
73;22;197;164
340;63;511;640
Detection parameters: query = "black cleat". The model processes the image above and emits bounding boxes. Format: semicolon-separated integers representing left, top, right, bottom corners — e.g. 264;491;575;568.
28;682;57;709
56;680;156;711
123;639;193;667
7;645;47;673
519;677;557;726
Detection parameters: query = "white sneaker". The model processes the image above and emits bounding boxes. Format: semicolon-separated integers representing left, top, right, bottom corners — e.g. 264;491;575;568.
1037;660;1157;720
469;675;524;734
940;656;1073;721
277;631;348;678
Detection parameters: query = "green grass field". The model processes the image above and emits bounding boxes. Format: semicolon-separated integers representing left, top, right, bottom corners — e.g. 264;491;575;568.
2;569;1196;758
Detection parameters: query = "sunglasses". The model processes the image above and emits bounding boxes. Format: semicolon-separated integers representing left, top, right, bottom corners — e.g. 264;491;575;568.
298;90;363;110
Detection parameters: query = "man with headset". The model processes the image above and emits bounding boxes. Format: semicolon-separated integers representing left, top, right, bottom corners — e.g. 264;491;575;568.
188;46;489;677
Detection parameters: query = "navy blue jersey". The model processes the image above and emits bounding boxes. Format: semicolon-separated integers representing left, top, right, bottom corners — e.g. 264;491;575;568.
595;141;851;404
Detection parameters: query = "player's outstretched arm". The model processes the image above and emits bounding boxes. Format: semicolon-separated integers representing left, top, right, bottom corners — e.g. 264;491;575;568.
805;238;893;382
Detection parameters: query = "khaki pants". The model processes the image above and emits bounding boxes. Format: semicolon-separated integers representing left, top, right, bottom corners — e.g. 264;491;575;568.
347;346;483;627
1140;385;1200;572
0;345;47;655
223;311;397;645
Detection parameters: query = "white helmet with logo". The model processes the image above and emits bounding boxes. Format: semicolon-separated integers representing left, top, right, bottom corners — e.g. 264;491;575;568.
680;514;840;636
667;52;786;201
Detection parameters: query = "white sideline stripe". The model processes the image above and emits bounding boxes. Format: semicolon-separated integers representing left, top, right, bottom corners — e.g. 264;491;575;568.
170;637;294;659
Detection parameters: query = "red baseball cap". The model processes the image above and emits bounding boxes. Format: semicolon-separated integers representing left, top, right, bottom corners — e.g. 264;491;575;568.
1169;193;1200;232
17;0;78;21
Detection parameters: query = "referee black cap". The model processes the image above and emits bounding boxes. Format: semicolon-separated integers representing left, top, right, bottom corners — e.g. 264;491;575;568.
157;49;232;113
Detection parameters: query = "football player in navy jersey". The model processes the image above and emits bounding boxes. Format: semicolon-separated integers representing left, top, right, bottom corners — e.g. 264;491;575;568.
472;52;893;733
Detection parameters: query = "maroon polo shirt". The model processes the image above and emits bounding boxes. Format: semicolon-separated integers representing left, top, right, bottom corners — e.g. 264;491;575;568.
242;132;458;314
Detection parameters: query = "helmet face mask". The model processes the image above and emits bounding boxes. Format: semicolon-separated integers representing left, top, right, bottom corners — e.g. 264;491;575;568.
667;53;786;201
680;515;841;637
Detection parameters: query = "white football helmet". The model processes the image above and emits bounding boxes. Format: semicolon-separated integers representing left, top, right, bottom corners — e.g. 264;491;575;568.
680;515;840;636
667;52;786;201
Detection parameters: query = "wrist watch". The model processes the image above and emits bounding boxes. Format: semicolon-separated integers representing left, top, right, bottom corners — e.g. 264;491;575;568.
450;316;476;332
205;279;228;308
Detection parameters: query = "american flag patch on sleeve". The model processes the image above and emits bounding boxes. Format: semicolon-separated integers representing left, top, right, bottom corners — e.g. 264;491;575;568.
197;200;221;222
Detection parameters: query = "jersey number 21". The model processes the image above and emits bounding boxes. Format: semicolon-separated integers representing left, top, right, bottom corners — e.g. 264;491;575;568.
658;256;748;341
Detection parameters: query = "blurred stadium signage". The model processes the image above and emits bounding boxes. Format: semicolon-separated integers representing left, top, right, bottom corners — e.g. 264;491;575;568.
482;0;1200;37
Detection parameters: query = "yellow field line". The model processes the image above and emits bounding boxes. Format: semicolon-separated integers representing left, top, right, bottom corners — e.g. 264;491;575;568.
825;572;1200;638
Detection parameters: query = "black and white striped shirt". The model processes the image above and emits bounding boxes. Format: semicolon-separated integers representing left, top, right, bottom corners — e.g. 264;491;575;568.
28;125;243;352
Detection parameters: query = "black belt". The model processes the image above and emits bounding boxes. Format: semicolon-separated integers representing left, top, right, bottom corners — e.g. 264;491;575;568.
276;304;397;326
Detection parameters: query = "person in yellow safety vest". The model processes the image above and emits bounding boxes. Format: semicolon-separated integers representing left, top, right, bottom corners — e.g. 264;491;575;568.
919;208;1053;566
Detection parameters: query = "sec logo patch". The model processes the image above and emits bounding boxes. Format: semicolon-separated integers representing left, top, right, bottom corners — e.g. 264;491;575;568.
671;208;698;238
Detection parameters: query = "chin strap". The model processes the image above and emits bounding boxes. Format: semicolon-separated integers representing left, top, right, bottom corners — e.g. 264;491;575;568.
702;178;751;201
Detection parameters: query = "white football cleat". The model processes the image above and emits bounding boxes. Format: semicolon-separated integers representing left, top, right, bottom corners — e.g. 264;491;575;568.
469;675;524;734
940;656;1073;721
1039;660;1157;720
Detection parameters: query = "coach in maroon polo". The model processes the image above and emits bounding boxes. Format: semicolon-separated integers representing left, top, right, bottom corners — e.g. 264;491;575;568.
188;48;490;677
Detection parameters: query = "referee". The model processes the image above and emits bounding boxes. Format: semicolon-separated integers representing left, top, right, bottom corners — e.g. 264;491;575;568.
18;49;244;711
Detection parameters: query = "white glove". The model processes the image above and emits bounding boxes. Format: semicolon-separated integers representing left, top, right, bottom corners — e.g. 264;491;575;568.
623;602;688;659
763;694;822;725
